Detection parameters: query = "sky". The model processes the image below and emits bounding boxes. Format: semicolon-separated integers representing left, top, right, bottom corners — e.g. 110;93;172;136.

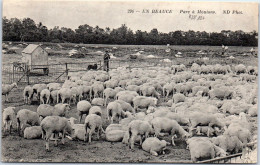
3;0;259;33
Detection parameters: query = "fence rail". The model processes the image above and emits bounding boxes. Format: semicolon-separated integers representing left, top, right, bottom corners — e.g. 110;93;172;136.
197;153;243;164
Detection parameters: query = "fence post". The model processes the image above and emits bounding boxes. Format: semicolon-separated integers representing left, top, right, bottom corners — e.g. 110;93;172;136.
65;63;69;79
26;66;30;85
12;63;15;83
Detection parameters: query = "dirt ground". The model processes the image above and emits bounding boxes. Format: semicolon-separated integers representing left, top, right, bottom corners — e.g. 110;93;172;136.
1;86;192;163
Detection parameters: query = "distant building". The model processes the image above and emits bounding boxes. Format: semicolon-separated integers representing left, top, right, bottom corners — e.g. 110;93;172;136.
21;44;48;66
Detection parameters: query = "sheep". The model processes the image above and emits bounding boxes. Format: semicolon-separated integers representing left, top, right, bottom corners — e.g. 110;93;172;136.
133;96;157;112
2;82;17;102
3;107;16;134
188;112;224;137
47;83;61;92
187;137;227;162
89;106;102;116
162;83;174;98
192;86;209;97
50;90;59;104
224;123;252;144
53;103;70;117
70;86;83;104
209;88;233;100
140;85;160;98
37;104;55;121
211;135;243;154
151;117;190;146
33;84;47;100
122;120;153;149
16;109;40;136
103;88;116;106
116;90;139;105
107;102;128;123
104;79;118;89
126;85;140;94
23;86;34;104
24;126;42;139
57;88;74;105
142;137;168;156
105;124;126;142
172;93;185;104
77;100;92;123
91;98;105;106
195;126;220;137
234;64;247;74
248;105;257;117
91;82;104;99
41;116;74;151
40;89;51;104
114;100;135;114
84;114;105;143
68;117;86;141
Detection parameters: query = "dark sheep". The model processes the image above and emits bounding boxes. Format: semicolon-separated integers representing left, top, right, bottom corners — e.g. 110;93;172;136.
87;64;98;70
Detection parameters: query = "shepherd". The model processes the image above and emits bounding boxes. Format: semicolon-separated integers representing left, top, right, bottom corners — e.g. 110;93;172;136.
104;50;110;72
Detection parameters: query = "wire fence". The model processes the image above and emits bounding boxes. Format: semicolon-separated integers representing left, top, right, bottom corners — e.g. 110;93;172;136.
2;56;257;85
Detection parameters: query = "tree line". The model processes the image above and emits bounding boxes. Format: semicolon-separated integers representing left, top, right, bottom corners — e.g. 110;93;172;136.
3;17;258;46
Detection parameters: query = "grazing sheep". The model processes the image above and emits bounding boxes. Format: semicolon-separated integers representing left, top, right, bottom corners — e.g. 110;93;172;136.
172;93;185;104
2;83;17;102
195;126;220;137
23;86;34;104
122;120;153;149
209;88;233;100
115;100;135;114
187;137;227;162
77;100;92;123
192;86;209;97
89;106;102;116
84;114;105;143
107;102;127;123
103;88;116;106
24;126;42;139
40;89;51;104
133;96;157;112
189;112;224;137
224;124;251;145
91;82;104;99
16;109;40;136
91;98;105;106
41;116;74;151
234;64;247;74
53;103;70;117
211;135;243;154
116;90;139;105
151;117;190;145
3;107;16;133
37;104;55;121
140;85;160;98
142;137;168;156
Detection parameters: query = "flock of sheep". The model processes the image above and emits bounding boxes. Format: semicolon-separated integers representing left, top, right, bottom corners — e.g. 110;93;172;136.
2;62;258;162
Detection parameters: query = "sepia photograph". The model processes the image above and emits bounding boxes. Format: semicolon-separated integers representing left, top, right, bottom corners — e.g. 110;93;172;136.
1;0;258;163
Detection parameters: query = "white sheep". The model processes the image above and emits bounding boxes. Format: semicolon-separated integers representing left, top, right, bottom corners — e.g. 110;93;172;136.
103;88;116;106
133;96;157;112
33;84;47;101
77;100;92;123
234;64;247;74
122;120;153;149
84;114;105;143
91;82;104;99
57;88;74;105
3;107;16;134
140;85;160;98
24;126;42;139
2;82;17;102
47;83;61;92
23;86;34;104
151;117;190;146
115;100;135;114
211;135;243;154
16;109;40;136
37;104;55;121
116;90;139;105
50;90;59;104
68;117;86;141
172;93;185;104
91;98;105;106
142;137;169;156
41;116;74;151
40;89;51;104
105;124;126;142
89;106;102;116
107;102;127;123
53;103;70;117
248;105;257;117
